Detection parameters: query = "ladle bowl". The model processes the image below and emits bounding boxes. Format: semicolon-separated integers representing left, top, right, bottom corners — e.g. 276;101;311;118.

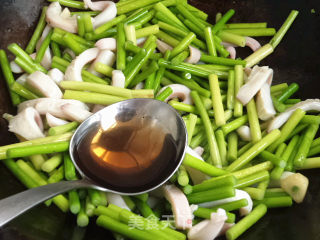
0;98;188;228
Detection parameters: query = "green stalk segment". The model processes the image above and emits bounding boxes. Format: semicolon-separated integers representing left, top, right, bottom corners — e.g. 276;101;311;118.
227;130;281;172
271;135;300;179
224;23;267;29
294;124;319;167
170;32;196;58
234;65;244;117
246;99;262;143
191;91;222;168
212;9;235;34
221;115;248;135
187;186;235;204
192;175;237;193
47;0;85;9
194;208;235;223
63;90;126;105
25;7;48;54
204;27;217;56
116;22;126;70
226;204;267;240
227;132;238;162
6;142;70;159
268;108;306;152
0;133;73;160
216;129;228;166
95;15;126;35
0;50;21;105
183;153;227;177
218;31;246;47
48;122;79;136
41;153;63;173
253;196;293;208
200;54;246;66
235;170;269;188
270;10;299;49
210;74;225;127
222;28;276;36
245;44;274;68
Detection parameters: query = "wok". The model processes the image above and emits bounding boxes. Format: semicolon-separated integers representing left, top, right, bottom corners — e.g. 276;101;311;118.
0;0;320;239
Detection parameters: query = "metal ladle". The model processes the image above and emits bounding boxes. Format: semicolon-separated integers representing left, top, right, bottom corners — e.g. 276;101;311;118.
0;99;187;227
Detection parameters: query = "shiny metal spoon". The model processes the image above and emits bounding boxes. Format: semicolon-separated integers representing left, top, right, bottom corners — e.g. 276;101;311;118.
0;98;187;227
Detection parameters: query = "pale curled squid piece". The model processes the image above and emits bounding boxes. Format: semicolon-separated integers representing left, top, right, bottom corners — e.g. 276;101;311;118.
26;71;63;99
46;2;77;33
9;107;44;140
236;125;252;142
88;49;116;76
48;68;64;85
193;146;204;157
188;208;227;240
18;98;89;119
163;184;193;230
10;61;23;74
236;65;273;105
83;0;110;11
61;103;93;122
64;48;100;82
46;113;69;127
156;39;173;54
134;82;144;90
256;83;276;121
84;0;117;28
157;84;193;105
95;38;117;52
245;37;262;52
185;46;201;64
268;99;320;132
111;70;125;88
226;46;236;59
106;192;131;211
199;189;253;216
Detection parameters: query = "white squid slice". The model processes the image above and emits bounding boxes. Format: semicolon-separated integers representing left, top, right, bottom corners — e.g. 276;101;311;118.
64;48;100;82
95;38;117;51
84;0;110;11
26;71;63;99
61;103;93;122
157;84;192;105
246;37;262;52
226;46;236;59
46;2;77;33
237;125;252;142
9;107;44;140
163;184;193;230
188;208;227;240
48;68;64;85
199;189;253;216
156;39;173;54
111;70;125;88
236;66;273;105
46;113;69;127
256;83;276;121
268;99;320;132
91;1;117;28
186;46;201;64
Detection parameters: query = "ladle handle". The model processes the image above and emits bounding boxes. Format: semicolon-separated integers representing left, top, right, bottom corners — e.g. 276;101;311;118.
0;179;93;227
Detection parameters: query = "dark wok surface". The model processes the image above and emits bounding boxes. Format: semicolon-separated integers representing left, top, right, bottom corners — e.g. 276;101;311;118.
0;0;320;239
